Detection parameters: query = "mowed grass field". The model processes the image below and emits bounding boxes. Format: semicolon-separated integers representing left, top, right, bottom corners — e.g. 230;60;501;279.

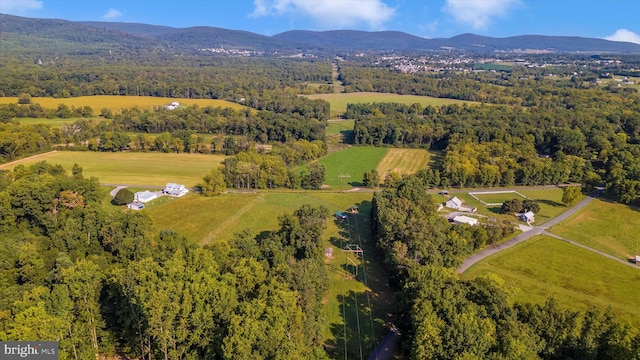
315;146;389;189
303;92;478;118
462;236;640;327
549;199;640;261
14;117;106;127
375;148;433;178
0;95;246;112
0;151;225;187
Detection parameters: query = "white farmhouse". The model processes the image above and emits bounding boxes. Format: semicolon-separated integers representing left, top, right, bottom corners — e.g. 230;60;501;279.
163;183;188;197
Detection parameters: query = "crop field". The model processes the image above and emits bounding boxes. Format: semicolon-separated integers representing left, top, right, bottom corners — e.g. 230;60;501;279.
0;151;225;187
375;148;432;177
303;92;478;118
462;236;640;327
315;146;389;189
0;95;246;112
549;199;640;261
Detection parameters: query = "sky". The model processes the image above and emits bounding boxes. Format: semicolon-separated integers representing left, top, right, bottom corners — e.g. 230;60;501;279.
2;0;640;44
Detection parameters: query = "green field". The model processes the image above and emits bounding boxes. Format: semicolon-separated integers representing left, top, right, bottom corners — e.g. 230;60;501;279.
315;146;389;189
0;95;246;112
0;151;225;187
13;117;107;127
375;148;433;178
303;92;478;118
326;120;354;136
549;199;640;261
462;236;640;327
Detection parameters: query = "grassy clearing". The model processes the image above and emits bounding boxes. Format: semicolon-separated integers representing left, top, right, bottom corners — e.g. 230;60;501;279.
462;235;640;327
549;199;640;260
326;120;354;135
303;92;478;118
13;117;107;127
315;146;388;189
0;151;225;187
375;148;432;178
0;95;245;112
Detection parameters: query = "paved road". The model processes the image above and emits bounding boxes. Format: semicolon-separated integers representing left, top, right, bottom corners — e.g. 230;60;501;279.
457;194;596;273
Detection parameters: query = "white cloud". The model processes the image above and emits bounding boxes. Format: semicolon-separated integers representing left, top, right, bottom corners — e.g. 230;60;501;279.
443;0;521;30
250;0;396;29
0;0;43;14
605;29;640;44
102;8;123;21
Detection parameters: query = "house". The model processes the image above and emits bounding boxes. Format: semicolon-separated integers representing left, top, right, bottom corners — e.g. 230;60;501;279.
518;211;535;224
452;215;478;226
127;202;145;211
445;196;463;210
165;101;179;110
163;183;189;197
135;190;158;203
636;256;640;266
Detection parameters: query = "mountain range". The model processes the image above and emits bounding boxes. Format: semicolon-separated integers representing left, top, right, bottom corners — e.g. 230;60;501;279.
2;13;640;55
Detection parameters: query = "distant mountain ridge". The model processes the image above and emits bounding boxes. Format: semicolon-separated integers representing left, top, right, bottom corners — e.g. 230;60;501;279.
3;13;640;54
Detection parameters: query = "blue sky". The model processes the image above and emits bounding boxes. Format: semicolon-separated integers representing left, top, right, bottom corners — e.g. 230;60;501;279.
2;0;640;43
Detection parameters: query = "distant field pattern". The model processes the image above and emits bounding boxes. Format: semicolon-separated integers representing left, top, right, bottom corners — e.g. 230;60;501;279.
304;92;478;117
0;95;246;111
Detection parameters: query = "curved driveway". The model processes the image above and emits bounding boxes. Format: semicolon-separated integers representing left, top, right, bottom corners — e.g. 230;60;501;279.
457;194;596;273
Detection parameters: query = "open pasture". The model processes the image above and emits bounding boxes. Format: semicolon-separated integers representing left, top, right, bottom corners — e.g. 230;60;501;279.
375;148;432;177
326;119;354;136
0;95;246;112
13;117;105;127
549;199;640;261
315;146;388;189
303;92;478;118
462;235;640;327
0;151;225;187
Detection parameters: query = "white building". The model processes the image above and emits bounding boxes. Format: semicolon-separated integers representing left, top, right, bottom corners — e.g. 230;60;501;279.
127;202;145;211
452;215;478;226
165;101;179;110
518;211;535;224
445;196;463;210
135;190;159;203
163;183;189;197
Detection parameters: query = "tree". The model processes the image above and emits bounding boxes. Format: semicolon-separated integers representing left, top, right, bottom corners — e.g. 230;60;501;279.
501;198;523;214
362;169;380;187
302;163;325;190
17;93;32;104
200;168;226;196
522;199;540;213
562;186;582;207
112;188;134;206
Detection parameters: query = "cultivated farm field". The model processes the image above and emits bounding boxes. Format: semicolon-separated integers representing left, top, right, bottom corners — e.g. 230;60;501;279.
549;199;640;261
0;95;246;112
0;151;225;187
303;92;478;118
462;235;640;327
375;148;433;178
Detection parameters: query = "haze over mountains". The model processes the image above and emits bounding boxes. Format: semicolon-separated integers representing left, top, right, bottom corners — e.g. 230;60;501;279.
2;13;640;54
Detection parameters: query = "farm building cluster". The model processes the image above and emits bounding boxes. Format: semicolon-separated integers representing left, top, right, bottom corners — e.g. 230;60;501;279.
125;182;189;210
